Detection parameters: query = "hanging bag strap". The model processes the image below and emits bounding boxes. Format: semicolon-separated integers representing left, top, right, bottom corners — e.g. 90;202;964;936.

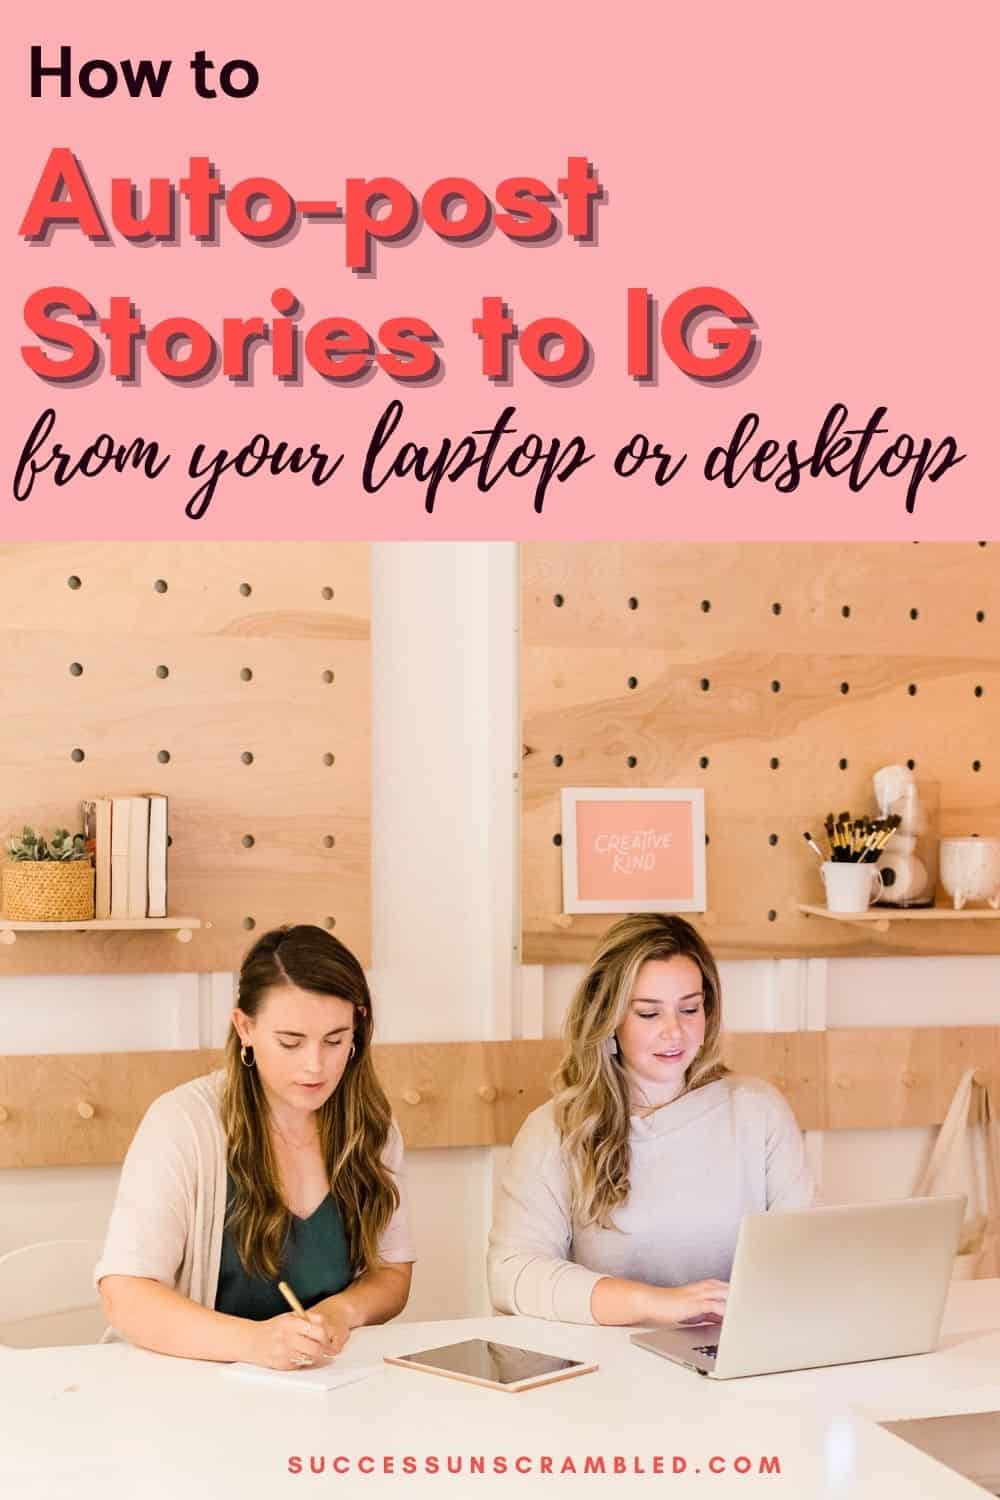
983;1075;1000;1212
975;1074;1000;1276
914;1067;977;1199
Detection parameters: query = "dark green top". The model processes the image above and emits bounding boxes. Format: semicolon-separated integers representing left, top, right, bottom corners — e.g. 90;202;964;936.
214;1173;353;1320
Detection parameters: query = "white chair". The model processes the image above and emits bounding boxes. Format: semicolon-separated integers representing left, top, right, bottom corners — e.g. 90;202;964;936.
0;1239;106;1348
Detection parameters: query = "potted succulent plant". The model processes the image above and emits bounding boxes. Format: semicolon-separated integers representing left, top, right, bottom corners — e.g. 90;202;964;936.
2;826;95;922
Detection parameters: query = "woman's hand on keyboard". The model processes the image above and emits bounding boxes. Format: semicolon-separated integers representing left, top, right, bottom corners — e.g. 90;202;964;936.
654;1279;729;1326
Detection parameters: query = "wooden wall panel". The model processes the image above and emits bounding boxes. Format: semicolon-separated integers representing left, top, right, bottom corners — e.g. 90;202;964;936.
521;543;1000;960
825;1027;1000;1130
724;1031;827;1131
1;1031;995;1166
0;544;370;973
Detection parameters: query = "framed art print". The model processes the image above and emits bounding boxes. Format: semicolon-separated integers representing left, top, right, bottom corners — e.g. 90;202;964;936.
560;788;706;914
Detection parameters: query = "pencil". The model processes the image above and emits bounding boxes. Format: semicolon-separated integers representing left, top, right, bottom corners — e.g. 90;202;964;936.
278;1280;307;1318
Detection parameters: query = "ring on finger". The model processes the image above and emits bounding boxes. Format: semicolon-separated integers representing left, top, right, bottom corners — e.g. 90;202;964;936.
293;1353;312;1367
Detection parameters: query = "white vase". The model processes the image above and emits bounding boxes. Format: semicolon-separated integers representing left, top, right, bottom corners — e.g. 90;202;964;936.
939;838;1000;910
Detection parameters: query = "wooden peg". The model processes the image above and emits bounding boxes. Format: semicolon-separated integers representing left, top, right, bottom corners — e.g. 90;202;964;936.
0;930;16;946
401;1089;422;1107
176;929;193;944
835;1075;853;1091
0;1105;8;1123
772;1076;788;1092
76;1100;96;1120
901;1070;918;1089
478;1085;499;1104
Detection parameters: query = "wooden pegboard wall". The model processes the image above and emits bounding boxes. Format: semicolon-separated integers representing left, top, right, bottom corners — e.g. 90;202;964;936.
1;1029;996;1166
521;543;1000;961
0;544;370;974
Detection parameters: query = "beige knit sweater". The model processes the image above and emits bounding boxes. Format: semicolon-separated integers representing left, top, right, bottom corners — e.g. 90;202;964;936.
488;1075;814;1324
95;1072;415;1307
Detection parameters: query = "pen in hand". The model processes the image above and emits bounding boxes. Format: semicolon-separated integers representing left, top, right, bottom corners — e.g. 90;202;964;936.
278;1279;307;1318
278;1279;331;1366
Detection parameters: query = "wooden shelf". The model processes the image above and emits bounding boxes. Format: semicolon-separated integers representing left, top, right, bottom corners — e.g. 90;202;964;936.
0;918;204;946
799;904;1000;934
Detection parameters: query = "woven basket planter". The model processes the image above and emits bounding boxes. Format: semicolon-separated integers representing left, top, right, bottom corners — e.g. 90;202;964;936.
2;861;95;922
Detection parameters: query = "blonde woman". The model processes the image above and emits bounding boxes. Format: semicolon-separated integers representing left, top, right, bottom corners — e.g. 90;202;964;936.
97;925;413;1368
488;914;813;1326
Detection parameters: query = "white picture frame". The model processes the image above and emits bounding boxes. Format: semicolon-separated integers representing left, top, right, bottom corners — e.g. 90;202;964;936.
560;787;707;914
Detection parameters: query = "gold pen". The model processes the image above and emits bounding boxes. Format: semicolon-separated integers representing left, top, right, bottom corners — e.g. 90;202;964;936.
278;1280;307;1318
278;1279;324;1366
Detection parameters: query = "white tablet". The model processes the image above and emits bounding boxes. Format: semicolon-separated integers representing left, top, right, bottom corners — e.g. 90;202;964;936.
384;1338;598;1393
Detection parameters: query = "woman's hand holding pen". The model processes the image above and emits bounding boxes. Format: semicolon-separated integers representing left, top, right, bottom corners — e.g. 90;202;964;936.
308;1297;352;1356
247;1279;351;1368
246;1309;337;1370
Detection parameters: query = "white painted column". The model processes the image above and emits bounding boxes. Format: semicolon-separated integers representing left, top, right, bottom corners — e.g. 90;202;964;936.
368;542;519;1318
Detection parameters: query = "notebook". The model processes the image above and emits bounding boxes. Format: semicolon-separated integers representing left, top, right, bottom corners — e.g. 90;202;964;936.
224;1359;381;1393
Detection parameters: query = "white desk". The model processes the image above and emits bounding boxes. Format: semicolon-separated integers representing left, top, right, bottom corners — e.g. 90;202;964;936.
2;1281;998;1499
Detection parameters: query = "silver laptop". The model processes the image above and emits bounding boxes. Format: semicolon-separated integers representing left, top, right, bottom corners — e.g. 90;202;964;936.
631;1195;965;1380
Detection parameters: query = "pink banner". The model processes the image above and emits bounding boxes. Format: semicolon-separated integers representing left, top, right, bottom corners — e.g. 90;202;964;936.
3;2;994;539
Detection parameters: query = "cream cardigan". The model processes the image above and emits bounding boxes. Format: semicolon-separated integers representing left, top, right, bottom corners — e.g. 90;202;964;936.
95;1072;415;1307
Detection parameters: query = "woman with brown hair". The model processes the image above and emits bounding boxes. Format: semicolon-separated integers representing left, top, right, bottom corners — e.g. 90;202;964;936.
97;925;413;1369
488;914;812;1327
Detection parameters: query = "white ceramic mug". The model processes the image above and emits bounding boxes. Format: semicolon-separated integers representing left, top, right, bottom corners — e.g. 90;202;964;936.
820;860;884;914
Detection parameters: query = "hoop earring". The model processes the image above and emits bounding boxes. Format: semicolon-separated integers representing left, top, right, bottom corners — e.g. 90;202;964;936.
605;1035;619;1060
240;1043;255;1068
349;1042;356;1060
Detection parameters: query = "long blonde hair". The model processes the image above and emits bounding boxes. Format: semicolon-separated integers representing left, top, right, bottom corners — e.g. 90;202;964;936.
221;924;399;1280
553;913;727;1230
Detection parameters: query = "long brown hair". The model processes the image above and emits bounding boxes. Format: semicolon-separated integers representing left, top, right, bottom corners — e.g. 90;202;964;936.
221;925;398;1280
553;913;727;1229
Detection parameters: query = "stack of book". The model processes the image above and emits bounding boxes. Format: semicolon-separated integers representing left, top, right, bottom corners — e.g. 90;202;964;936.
81;796;169;920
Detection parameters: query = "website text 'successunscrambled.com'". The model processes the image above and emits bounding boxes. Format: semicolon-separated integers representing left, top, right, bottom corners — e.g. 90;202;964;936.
286;1453;783;1477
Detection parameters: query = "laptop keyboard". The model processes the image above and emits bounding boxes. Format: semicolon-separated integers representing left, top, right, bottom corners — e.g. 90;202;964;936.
693;1343;719;1359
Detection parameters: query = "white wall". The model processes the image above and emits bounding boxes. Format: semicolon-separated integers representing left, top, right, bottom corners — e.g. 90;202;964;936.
0;973;235;1257
1;544;997;1317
